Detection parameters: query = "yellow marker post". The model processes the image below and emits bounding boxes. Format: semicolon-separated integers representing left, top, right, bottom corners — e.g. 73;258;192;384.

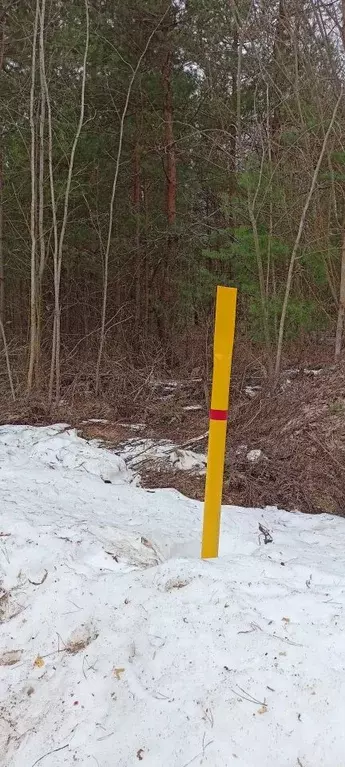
201;286;237;559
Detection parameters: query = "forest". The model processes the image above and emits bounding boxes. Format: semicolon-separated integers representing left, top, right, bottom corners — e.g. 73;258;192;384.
1;0;345;407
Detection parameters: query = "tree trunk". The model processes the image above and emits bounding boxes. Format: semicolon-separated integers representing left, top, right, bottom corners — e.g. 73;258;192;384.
275;92;342;381
228;24;238;236
36;3;46;378
0;16;5;324
248;196;272;367
0;156;3;328
95;13;165;394
163;51;176;228
335;230;345;360
160;49;176;352
47;0;89;406
27;0;39;394
133;138;141;327
270;0;289;148
335;0;345;360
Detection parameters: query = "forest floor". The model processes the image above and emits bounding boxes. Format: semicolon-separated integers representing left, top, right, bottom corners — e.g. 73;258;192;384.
78;357;345;517
1;343;344;517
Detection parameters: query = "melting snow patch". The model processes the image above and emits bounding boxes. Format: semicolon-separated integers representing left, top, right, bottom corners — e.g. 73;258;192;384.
0;424;130;483
0;425;345;767
183;404;203;411
245;385;261;398
168;448;206;471
119;437;206;474
247;448;265;462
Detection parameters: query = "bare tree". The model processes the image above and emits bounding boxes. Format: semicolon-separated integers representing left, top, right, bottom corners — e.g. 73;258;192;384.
95;10;168;395
275;90;342;380
36;0;46;376
45;0;90;406
247;156;273;371
27;0;39;394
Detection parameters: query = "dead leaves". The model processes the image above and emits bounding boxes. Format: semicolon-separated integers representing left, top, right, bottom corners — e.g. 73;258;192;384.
257;704;268;715
33;655;45;668
0;585;24;624
113;667;125;680
164;577;190;592
65;626;98;655
0;649;22;666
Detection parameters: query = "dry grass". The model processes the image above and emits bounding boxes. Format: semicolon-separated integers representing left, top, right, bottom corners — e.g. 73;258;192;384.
0;338;344;516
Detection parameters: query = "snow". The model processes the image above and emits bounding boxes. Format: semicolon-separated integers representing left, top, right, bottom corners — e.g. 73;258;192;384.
0;424;131;484
246;449;265;462
244;385;261;398
1;425;345;766
183;404;203;411
118;436;206;474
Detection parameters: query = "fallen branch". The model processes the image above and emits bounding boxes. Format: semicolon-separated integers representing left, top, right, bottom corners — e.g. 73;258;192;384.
258;523;273;544
31;743;69;767
182;738;213;767
177;431;209;450
308;432;345;472
0;317;15;400
28;569;48;586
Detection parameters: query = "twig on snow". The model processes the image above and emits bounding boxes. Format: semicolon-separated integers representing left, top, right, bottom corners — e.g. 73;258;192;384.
31;743;69;767
28;569;48;586
258;523;273;544
230;684;266;707
238;621;262;635
182;737;214;767
270;632;301;647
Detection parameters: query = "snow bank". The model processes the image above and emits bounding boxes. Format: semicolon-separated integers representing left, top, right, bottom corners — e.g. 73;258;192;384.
0;424;130;483
1;425;345;766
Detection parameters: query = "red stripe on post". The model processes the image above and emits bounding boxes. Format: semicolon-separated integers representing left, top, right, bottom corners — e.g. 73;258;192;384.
209;409;228;421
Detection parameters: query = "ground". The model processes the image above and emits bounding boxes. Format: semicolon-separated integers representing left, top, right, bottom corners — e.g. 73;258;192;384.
1;424;345;766
75;359;345;516
2;352;344;516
